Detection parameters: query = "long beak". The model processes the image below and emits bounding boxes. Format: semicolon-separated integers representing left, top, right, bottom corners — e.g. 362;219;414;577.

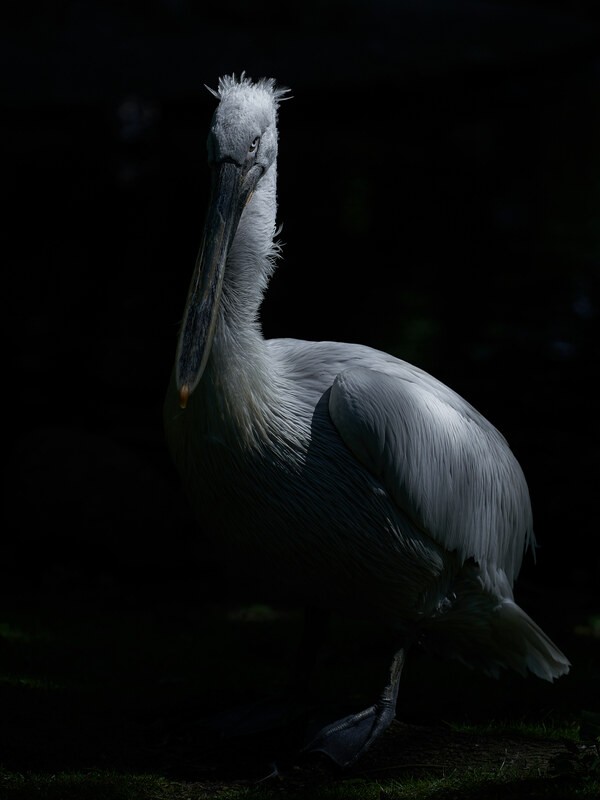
175;161;260;409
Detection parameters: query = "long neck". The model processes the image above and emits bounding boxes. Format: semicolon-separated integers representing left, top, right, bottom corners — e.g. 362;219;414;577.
202;161;283;442
219;161;278;333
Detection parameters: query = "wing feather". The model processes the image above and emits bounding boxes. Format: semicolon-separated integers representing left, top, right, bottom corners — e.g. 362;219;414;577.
329;366;533;583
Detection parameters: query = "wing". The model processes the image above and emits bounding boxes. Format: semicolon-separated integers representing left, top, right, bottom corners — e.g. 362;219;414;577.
329;365;534;583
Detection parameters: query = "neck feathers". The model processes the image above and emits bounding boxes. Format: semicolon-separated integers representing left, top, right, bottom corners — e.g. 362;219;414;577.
220;162;280;327
202;161;283;445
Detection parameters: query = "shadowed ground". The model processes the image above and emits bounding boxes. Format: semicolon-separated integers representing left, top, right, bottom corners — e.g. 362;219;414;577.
0;577;598;799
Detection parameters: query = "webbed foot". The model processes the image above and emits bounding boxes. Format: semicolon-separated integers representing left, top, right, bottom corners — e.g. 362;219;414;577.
302;646;406;768
302;701;396;767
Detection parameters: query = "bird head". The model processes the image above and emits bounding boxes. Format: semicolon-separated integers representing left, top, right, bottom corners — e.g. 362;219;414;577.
175;74;288;409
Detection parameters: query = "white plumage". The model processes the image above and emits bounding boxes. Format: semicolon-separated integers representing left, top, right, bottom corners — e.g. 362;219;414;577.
164;74;569;766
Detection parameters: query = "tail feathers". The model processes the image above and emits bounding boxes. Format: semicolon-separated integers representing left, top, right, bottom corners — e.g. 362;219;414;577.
425;596;570;681
494;600;570;682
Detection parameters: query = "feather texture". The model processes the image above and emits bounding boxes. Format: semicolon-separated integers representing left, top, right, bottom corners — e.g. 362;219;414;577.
165;74;570;687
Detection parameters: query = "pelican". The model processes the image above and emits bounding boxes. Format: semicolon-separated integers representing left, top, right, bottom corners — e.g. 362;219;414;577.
164;74;569;768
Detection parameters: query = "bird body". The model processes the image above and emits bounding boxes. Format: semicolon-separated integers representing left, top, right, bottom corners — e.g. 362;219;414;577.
164;74;569;765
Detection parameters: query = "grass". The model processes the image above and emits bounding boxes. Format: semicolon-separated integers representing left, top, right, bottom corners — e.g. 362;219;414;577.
0;770;183;800
0;579;598;799
447;718;582;742
2;764;599;800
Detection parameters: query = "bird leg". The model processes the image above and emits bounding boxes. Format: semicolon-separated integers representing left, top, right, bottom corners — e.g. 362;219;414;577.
302;645;406;768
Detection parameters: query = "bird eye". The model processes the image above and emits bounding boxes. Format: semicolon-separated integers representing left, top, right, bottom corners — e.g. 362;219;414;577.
249;136;259;153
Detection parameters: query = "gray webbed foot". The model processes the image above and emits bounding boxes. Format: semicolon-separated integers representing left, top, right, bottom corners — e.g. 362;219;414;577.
302;646;406;768
302;701;396;768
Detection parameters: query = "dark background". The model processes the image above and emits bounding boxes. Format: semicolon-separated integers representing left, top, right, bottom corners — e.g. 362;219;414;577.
2;1;599;631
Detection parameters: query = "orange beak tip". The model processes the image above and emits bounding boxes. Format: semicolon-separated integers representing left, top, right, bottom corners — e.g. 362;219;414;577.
179;384;190;409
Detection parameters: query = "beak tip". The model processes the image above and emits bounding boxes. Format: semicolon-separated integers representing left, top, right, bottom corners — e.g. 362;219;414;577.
179;384;190;409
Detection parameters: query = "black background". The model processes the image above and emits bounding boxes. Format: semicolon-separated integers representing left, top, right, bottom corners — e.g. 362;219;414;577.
3;1;599;625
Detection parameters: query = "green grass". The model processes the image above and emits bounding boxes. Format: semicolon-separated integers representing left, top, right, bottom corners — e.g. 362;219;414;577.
447;718;582;742
0;769;185;800
2;768;599;800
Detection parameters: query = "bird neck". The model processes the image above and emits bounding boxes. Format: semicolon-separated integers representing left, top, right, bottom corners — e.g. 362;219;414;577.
202;161;282;444
220;161;279;328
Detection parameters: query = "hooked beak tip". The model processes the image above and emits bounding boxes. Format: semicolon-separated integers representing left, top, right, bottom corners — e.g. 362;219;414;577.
179;384;190;409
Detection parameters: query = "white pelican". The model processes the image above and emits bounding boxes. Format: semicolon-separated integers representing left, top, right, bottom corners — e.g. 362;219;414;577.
164;74;569;768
